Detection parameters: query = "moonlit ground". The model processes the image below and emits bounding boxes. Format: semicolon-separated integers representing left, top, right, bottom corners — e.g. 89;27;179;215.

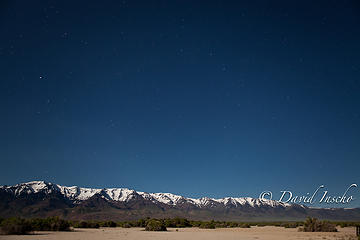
0;226;357;240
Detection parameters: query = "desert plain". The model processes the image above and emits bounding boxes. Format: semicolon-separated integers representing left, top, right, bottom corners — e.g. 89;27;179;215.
0;226;357;240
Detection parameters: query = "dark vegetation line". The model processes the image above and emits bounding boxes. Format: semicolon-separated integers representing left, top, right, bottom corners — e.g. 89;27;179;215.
0;216;359;235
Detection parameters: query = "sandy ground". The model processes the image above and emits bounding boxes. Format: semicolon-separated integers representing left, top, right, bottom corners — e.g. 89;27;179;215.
0;226;357;240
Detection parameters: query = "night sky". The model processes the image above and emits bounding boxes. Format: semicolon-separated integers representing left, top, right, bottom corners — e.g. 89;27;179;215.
1;1;359;207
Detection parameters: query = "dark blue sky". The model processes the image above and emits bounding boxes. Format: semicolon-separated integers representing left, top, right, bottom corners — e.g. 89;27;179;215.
1;1;359;207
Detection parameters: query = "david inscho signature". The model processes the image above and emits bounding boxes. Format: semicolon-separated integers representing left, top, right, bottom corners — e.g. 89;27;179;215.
259;183;357;205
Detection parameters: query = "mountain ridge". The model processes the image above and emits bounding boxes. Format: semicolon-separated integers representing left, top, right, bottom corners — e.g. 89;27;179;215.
1;181;360;221
0;180;293;208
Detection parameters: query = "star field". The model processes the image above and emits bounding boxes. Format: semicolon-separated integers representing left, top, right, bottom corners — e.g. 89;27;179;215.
1;1;360;207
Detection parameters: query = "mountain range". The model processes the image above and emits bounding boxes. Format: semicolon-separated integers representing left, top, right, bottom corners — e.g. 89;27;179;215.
1;181;359;221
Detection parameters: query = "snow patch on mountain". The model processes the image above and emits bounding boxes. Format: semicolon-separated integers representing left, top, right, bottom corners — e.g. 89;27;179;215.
104;188;137;202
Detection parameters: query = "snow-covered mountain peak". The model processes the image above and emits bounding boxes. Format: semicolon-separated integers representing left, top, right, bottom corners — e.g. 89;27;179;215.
148;192;184;205
1;180;56;196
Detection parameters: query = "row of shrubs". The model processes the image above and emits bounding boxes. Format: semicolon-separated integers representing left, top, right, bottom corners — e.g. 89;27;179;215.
115;218;302;229
72;217;356;232
141;217;356;232
0;217;71;235
1;216;359;234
